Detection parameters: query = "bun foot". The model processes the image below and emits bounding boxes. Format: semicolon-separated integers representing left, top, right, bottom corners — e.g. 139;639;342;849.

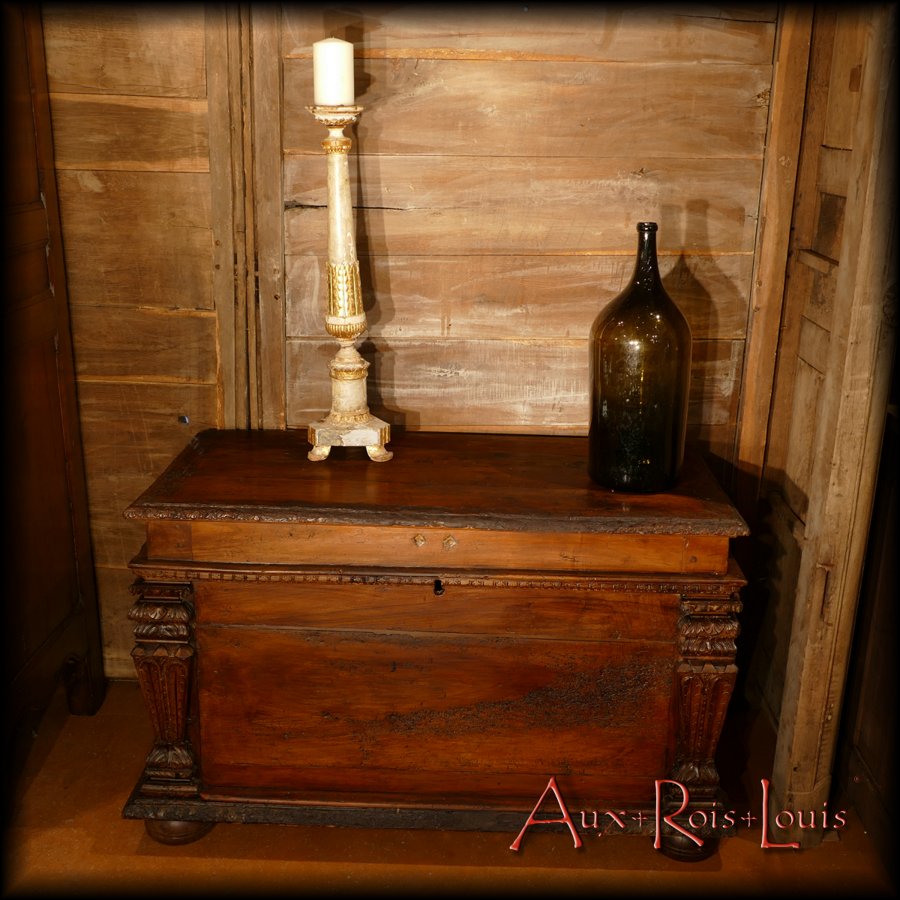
144;818;215;845
657;832;719;862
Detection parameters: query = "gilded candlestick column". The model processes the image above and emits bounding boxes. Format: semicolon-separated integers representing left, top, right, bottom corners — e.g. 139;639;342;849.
306;103;392;462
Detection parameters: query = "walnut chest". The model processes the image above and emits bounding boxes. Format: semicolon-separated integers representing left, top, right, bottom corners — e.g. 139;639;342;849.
122;429;747;858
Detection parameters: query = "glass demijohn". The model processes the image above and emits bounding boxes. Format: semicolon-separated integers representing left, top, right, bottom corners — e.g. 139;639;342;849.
588;222;692;493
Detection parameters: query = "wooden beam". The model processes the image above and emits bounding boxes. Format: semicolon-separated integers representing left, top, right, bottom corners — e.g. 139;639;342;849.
250;5;286;428
206;5;250;428
770;4;897;846
731;6;813;524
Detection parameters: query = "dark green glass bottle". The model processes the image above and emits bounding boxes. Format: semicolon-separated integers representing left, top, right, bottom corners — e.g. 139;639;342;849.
588;222;692;492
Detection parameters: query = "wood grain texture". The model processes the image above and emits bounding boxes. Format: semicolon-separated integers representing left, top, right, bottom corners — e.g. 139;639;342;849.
194;580;681;640
48;93;209;172
42;4;206;97
41;7;222;685
286;253;752;341
763;10;837;490
284;58;772;159
285;336;742;434
177;522;728;574
282;5;777;63
126;430;749;538
282;7;776;482
76;380;218;568
94;565;144;679
251;5;287;429
69;306;217;382
55;171;213;310
731;7;812;519
772;5;897;820
751;5;896;847
274;5;779;481
205;6;245;430
198;625;675;799
284;155;762;256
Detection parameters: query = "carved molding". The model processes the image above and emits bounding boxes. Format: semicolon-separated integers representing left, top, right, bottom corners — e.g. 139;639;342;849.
680;596;743;616
129;564;745;597
122;505;746;537
129;582;192;642
677;594;743;661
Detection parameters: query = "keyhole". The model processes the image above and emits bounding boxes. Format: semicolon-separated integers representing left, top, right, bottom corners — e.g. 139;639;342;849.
433;578;445;596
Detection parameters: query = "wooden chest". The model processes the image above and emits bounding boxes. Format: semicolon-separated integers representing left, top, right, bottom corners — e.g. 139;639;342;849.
122;429;747;858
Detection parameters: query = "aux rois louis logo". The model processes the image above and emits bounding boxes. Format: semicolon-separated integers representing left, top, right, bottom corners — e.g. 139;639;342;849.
509;776;848;851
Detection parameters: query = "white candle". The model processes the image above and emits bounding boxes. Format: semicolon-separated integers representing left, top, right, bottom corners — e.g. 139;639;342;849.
313;37;355;106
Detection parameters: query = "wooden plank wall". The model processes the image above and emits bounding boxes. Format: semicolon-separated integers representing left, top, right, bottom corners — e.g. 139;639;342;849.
40;4;779;677
42;5;221;677
280;5;776;459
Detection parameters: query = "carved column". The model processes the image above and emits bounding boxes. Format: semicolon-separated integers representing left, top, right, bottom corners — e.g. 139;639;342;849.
661;593;742;860
128;581;198;795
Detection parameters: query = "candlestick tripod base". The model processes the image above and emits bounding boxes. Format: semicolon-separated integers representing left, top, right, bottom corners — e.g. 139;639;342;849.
307;416;392;462
307;342;392;462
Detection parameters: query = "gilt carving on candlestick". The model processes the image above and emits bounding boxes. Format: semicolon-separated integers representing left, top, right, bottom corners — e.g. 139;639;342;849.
306;104;392;462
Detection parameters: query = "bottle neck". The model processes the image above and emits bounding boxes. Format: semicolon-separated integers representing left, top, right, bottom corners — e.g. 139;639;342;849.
631;224;662;291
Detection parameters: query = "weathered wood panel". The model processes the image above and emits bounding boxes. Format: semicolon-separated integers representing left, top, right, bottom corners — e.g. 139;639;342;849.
284;58;772;159
78;380;219;680
286;337;742;433
798;315;831;374
286;253;752;341
41;5;221;683
42;4;206;97
283;5;777;63
762;10;837;491
55;171;213;310
731;6;812;521
77;381;219;477
750;4;896;849
272;7;775;478
76;381;218;569
284;156;762;256
251;6;287;428
780;357;825;521
69;306;217;382
822;16;868;151
48;94;208;172
275;5;779;485
77;383;219;490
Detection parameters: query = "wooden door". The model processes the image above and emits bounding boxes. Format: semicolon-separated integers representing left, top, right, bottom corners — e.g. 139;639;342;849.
3;3;105;775
749;4;896;845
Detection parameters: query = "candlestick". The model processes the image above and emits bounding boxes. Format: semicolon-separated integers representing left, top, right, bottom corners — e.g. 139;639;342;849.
306;103;392;463
313;38;355;106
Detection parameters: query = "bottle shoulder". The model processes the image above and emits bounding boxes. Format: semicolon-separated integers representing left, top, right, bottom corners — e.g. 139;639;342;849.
592;286;691;339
